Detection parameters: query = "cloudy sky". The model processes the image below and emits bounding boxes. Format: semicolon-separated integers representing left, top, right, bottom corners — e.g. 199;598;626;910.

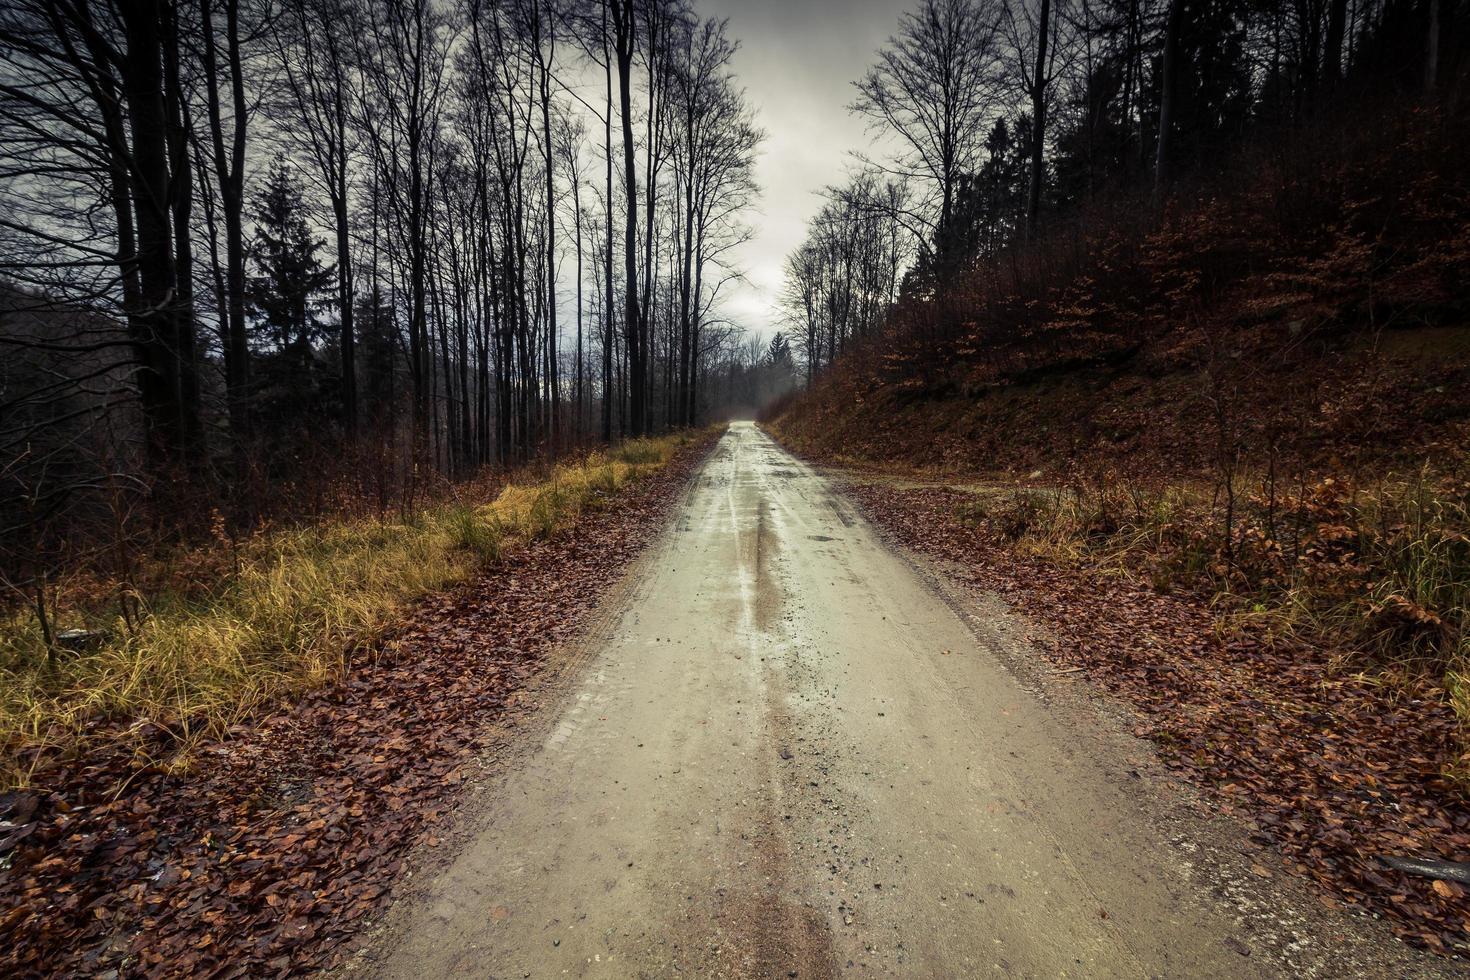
697;0;912;338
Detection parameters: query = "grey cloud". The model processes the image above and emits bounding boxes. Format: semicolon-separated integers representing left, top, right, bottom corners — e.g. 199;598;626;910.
699;0;912;337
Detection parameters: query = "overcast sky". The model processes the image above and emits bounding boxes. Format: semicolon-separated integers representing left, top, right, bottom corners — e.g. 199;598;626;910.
697;0;912;339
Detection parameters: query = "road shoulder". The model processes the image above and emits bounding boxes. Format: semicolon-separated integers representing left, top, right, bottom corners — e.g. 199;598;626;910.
827;465;1450;977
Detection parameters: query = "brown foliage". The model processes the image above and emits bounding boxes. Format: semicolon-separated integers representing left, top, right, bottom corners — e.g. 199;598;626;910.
0;435;715;978
844;481;1470;953
782;103;1470;470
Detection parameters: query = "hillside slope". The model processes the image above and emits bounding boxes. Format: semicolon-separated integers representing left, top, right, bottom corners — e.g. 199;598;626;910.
769;106;1470;953
775;322;1470;481
775;106;1470;483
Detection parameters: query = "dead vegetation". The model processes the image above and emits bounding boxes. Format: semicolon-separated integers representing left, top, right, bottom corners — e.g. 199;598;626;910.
769;100;1470;952
0;430;718;978
839;477;1470;953
772;103;1470;727
0;433;703;790
953;466;1470;733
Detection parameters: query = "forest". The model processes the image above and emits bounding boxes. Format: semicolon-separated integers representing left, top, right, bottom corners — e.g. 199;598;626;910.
2;0;1469;974
779;0;1462;370
5;0;1458;621
1;0;801;598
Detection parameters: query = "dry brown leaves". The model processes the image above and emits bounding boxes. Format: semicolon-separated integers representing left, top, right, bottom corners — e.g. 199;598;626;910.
843;481;1470;954
0;435;716;979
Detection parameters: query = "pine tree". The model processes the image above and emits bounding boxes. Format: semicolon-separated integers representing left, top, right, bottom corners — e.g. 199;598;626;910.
248;155;335;360
246;154;338;441
354;285;399;433
767;331;793;370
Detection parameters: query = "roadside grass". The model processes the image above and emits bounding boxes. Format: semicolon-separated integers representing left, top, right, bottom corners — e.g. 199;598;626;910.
954;465;1470;725
0;432;701;789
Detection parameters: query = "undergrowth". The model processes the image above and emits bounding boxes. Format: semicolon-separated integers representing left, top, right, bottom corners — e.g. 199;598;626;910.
957;464;1470;720
0;433;699;789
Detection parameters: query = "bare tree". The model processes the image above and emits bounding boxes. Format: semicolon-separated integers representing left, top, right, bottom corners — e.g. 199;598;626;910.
269;0;361;439
669;14;760;425
355;0;454;445
0;1;204;466
196;0;251;457
1002;0;1070;235
1153;0;1182;197
606;0;644;436
557;115;589;437
852;0;1004;277
783;171;909;378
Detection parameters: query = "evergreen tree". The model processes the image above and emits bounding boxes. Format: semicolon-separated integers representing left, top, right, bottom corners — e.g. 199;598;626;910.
248;155;335;360
246;154;338;443
908;115;1029;288
354;284;399;433
767;331;794;370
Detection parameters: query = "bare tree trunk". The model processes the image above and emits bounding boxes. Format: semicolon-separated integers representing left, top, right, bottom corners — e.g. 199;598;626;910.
610;0;643;437
536;2;560;454
688;235;705;425
637;2;666;433
1154;0;1183;199
1026;0;1051;236
1325;0;1348;94
602;2;615;444
334;192;357;439
161;4;202;455
120;0;188;467
201;0;251;460
572;173;585;440
678;174;694;427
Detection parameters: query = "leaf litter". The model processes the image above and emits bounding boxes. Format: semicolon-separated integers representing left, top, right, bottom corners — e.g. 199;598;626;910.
841;480;1470;955
0;435;715;978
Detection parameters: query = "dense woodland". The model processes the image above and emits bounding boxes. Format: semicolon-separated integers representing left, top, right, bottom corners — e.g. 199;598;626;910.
782;0;1465;374
3;0;1460;587
0;0;809;600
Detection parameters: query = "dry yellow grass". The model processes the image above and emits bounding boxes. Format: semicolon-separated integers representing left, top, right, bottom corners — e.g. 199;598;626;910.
955;466;1470;719
0;433;699;788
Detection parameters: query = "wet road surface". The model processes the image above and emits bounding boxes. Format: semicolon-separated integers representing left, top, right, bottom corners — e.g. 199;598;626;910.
360;422;1414;978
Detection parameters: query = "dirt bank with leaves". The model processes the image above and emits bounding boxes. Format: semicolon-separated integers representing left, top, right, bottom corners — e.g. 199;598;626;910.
0;431;716;978
821;473;1470;954
765;103;1470;954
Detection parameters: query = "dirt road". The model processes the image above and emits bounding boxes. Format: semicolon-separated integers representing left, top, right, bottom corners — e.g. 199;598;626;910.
356;422;1429;978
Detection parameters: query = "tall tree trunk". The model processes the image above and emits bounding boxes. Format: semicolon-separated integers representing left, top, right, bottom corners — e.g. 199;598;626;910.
637;4;663;433
201;0;250;461
573;177;585;440
1324;0;1348;94
513;176;533;456
409;160;429;445
430;242;456;474
602;1;615;444
120;0;187;467
161;4;202;454
334;193;357;439
610;0;643;437
688;233;705;425
677;173;694;427
1129;0;1146;173
538;10;559;455
332;51;356;442
1154;0;1183;199
1026;0;1051;236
